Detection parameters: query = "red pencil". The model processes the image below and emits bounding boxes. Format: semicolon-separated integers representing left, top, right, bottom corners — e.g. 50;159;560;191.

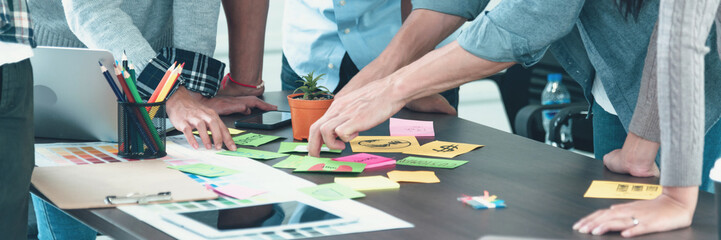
114;64;132;102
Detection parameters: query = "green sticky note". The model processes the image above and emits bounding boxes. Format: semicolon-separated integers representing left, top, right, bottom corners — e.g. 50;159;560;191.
298;183;365;201
278;142;342;154
396;156;469;169
293;157;365;173
233;133;282;147
168;163;239;177
272;155;306;169
217;147;288;160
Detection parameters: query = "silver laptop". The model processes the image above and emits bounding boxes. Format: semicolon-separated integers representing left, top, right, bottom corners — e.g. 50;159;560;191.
31;47;172;142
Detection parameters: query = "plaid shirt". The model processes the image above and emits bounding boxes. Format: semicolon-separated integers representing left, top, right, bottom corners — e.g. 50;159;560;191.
137;47;225;99
0;0;35;47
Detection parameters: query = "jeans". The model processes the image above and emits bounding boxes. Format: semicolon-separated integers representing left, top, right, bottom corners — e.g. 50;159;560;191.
0;59;35;240
281;53;460;109
32;195;96;240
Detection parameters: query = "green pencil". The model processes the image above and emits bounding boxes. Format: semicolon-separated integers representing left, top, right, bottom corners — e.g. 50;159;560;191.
123;70;165;152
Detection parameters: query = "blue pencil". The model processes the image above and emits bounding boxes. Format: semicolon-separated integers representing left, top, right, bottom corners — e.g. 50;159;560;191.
99;62;125;101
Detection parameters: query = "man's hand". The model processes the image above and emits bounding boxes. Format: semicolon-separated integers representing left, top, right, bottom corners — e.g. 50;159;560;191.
217;76;265;97
199;95;277;115
166;87;237;151
404;93;457;115
603;132;660;177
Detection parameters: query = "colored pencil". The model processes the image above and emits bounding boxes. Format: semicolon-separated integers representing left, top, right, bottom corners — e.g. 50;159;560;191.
98;62;125;101
123;70;165;151
156;63;184;102
114;64;131;102
146;62;176;111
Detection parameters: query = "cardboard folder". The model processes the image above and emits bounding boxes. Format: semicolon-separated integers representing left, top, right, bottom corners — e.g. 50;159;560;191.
31;160;218;209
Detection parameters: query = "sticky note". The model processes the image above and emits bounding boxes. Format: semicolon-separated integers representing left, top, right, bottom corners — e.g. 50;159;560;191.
232;133;282;147
168;163;239;177
217;147;288;160
272;155;306;169
396;156;468;169
332;153;395;170
334;176;400;191
277;142;342;154
583;180;662;200
293;157;366;173
404;140;483;158
387;170;440;183
299;183;365;201
349;136;421;153
213;184;267;200
193;128;245;136
389;118;434;137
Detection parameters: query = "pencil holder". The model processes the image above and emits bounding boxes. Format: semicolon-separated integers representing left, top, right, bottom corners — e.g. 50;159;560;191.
117;101;167;159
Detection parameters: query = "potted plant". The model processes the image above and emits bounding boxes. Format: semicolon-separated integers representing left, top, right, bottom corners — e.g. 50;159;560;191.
287;72;334;140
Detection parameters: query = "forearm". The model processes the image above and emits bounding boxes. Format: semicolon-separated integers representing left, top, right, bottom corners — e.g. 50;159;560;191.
629;23;660;142
222;0;268;88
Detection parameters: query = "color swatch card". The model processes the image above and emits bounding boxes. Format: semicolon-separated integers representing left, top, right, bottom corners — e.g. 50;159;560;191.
217;147;288;160
389;118;434;137
232;133;282;147
396;156;468;169
387;170;440;183
350;136;421;153
405;140;483;158
278;142;342;154
335;176;400;191
333;153;395;170
212;184;267;200
299;183;366;201
293;157;366;173
272;155;306;169
168;163;239;177
193;128;245;136
583;180;662;200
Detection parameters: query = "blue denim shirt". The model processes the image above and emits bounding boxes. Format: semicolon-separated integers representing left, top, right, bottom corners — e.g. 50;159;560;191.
415;0;721;132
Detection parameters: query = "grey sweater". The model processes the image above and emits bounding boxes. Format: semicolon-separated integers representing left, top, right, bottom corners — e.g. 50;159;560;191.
28;0;220;72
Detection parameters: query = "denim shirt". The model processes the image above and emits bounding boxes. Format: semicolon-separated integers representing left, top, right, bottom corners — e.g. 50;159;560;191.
416;0;721;132
282;0;401;91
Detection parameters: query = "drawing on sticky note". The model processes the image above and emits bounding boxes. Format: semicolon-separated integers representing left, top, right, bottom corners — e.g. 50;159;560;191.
432;144;459;152
358;139;412;149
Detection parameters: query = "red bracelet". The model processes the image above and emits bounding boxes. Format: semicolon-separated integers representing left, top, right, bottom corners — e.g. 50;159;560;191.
221;73;264;89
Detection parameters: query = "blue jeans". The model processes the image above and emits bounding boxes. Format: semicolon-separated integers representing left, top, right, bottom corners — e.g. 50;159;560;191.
32;195;96;240
592;101;721;193
281;53;460;109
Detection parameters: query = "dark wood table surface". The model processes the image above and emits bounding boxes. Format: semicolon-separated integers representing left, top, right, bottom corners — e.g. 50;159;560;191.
35;91;718;240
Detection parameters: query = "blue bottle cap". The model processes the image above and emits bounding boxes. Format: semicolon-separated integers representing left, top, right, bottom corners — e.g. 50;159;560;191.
547;73;562;82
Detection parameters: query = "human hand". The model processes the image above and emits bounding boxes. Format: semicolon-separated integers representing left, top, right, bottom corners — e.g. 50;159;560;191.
573;186;697;237
307;77;407;157
166;87;237;151
199;95;277;115
404;93;457;115
603;132;660;177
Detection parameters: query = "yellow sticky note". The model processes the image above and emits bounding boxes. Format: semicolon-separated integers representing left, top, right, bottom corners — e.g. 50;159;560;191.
349;136;421;153
335;176;401;191
583;180;662;200
193;128;245;136
387;170;440;183
404;140;483;158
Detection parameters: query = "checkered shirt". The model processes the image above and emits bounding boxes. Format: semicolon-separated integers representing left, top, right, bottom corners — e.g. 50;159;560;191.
137;47;225;99
0;0;35;47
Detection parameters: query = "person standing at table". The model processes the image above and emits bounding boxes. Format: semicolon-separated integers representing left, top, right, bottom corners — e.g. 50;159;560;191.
0;1;36;239
280;0;460;114
306;0;721;236
26;0;275;239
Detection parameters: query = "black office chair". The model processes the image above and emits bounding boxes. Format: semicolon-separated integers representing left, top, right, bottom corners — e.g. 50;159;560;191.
486;54;594;153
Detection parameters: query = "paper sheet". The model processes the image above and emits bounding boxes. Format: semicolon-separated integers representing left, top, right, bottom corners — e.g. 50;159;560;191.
335;176;400;191
387;170;440;183
299;183;366;201
217;147;288;160
583;180;662;200
396;156;468;169
404;140;483;158
350;136;421;153
278;142;342;153
272;155;306;169
389;118;434;137
333;153;395;170
168;163;239;177
293;157;366;173
192;128;245;136
212;184;267;200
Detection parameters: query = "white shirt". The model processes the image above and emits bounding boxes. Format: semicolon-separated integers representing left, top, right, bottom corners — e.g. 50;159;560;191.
591;75;618;115
0;41;33;66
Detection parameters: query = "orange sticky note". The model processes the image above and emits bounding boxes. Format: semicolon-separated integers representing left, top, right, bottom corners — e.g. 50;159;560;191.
404;140;483;158
349;136;421;153
387;170;440;183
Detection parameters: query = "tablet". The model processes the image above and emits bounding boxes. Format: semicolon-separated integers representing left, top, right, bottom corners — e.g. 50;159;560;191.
161;200;357;238
235;111;291;130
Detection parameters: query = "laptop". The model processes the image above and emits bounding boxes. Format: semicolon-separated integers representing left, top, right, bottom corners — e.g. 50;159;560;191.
31;47;172;142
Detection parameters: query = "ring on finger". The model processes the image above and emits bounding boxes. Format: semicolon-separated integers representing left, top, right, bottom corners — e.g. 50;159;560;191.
631;216;639;226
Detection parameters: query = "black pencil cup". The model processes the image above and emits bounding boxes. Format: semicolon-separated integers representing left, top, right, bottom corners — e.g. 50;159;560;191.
117;101;167;159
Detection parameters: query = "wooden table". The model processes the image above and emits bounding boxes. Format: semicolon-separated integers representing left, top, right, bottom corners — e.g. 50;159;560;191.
35;91;718;239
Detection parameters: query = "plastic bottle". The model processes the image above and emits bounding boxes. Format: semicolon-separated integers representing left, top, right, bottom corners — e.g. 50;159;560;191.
541;73;571;146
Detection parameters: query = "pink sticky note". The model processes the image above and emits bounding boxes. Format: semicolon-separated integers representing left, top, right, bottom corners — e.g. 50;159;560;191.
333;153;395;170
213;184;267;200
389;118;435;137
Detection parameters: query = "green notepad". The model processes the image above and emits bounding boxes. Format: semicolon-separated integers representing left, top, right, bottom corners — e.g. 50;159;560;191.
293;157;365;173
168;163;239;177
272;155;307;169
233;133;282;147
396;156;469;169
277;142;342;154
298;183;366;201
217;147;288;160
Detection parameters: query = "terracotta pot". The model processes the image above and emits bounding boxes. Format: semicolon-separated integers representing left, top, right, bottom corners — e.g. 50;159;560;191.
287;93;334;140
